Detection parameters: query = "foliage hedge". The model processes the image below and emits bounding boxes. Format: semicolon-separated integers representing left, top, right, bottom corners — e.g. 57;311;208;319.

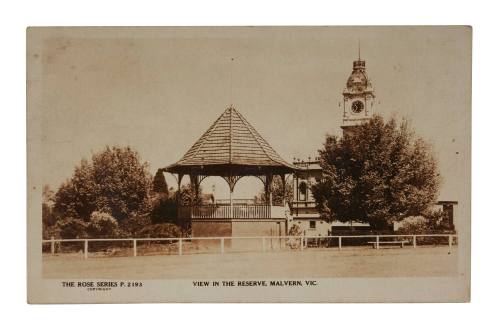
137;223;187;238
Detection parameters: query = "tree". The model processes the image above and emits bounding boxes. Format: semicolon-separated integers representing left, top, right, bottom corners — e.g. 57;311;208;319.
255;177;293;205
54;160;95;221
153;169;168;195
54;146;152;222
42;185;57;227
311;115;440;230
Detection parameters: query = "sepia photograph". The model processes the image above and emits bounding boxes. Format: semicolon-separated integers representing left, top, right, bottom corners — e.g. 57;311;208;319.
27;26;471;303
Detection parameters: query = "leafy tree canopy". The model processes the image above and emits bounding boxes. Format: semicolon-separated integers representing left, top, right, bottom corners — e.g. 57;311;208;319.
311;115;440;230
153;169;168;195
54;146;152;222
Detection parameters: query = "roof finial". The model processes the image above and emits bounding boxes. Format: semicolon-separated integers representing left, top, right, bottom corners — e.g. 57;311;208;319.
229;57;234;104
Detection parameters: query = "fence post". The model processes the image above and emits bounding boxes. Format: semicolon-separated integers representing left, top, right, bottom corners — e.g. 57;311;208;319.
50;236;55;255
133;239;137;257
262;237;266;252
339;236;342;250
448;235;452;254
376;235;379;250
84;240;88;259
220;238;225;254
413;235;417;248
179;238;183;255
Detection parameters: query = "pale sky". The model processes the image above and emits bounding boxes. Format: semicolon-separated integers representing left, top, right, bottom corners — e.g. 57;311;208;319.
34;27;471;202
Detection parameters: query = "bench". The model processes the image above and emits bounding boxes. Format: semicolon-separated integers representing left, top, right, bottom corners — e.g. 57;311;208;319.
367;240;409;249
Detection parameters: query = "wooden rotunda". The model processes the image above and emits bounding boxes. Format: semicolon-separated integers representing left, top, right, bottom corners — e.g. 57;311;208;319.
162;106;296;239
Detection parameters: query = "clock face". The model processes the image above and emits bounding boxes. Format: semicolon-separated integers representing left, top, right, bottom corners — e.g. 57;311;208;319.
351;100;364;114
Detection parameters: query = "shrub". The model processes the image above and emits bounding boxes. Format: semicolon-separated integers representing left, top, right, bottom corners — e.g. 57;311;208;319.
396;211;454;245
288;224;301;236
86;211;119;238
396;220;430;234
137;223;187;239
150;194;177;224
120;214;152;237
42;224;60;240
56;218;87;239
396;210;453;235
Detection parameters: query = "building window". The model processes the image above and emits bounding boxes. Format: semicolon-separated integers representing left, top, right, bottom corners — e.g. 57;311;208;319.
299;181;308;201
309;221;316;229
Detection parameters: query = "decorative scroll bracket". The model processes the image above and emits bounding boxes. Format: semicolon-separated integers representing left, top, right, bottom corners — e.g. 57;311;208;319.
222;174;243;193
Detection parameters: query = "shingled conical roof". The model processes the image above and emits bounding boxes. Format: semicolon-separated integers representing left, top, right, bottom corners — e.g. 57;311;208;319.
166;107;295;175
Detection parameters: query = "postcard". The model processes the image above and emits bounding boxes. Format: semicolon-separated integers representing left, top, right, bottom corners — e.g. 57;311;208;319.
27;26;471;303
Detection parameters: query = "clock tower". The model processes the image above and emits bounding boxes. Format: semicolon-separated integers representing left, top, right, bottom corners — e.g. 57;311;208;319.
341;53;375;135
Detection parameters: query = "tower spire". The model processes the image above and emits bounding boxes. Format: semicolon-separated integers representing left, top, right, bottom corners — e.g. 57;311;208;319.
358;39;361;60
229;57;234;104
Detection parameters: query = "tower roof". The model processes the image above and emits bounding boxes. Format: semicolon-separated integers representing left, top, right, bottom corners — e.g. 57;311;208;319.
343;59;374;95
165;106;296;175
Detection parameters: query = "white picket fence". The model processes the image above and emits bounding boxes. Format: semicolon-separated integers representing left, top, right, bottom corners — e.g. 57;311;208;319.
42;233;458;259
42;234;457;259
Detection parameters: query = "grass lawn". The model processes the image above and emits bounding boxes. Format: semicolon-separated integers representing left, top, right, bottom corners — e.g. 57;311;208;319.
42;246;458;279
